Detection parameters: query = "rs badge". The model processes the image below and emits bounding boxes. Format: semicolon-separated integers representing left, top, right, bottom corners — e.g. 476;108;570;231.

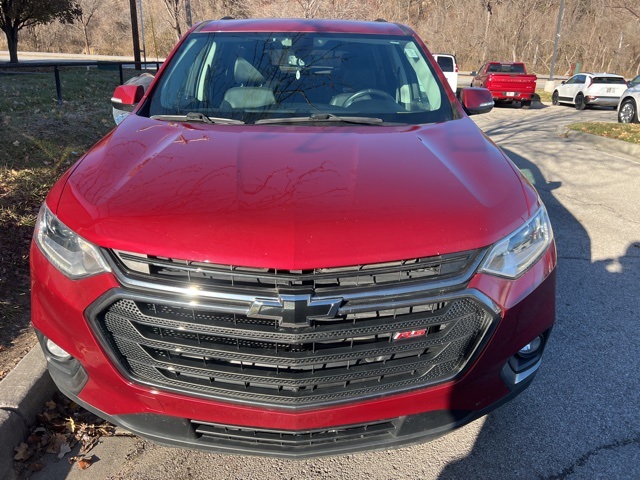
393;329;427;340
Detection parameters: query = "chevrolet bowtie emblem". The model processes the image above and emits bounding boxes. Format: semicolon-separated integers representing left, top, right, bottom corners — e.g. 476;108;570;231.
248;293;342;327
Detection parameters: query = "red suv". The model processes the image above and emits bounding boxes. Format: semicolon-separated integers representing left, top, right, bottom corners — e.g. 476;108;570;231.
31;18;555;457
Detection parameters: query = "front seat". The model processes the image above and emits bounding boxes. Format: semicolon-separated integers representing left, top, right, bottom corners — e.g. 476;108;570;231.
222;58;275;109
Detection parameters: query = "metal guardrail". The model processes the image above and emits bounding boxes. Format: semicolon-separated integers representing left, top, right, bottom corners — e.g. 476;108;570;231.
0;60;162;105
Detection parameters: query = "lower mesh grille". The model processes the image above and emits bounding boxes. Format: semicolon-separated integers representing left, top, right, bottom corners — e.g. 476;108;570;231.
192;420;397;448
94;294;494;407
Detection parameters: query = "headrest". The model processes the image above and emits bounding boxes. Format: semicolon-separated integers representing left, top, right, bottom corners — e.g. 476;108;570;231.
234;57;265;85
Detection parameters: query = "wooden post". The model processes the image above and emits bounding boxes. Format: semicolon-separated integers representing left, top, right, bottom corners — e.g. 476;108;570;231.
129;0;142;70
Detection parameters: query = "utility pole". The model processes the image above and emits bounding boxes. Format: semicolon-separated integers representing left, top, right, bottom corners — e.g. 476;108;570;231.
185;0;193;28
129;0;142;69
138;0;147;66
549;0;565;81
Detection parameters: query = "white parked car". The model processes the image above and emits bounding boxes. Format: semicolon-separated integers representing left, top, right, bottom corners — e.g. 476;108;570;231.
433;54;458;92
617;84;640;123
552;73;628;110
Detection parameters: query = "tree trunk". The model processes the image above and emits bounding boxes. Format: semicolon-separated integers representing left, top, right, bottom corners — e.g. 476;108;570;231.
2;20;20;63
482;9;491;63
83;23;90;54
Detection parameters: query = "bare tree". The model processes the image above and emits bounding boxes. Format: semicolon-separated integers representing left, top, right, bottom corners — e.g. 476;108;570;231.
77;0;102;54
296;0;320;18
162;0;183;41
5;0;640;76
0;0;81;62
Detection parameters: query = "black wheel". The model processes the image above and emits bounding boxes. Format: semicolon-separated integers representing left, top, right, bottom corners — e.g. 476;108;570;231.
342;89;396;108
575;93;586;110
521;99;532;109
552;90;559;105
618;98;638;123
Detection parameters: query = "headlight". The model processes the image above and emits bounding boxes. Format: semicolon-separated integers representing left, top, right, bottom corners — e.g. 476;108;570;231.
479;205;553;279
34;204;110;279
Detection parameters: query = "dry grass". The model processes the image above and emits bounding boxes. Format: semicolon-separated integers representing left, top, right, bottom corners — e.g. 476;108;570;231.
567;122;640;144
536;89;553;103
0;67;145;375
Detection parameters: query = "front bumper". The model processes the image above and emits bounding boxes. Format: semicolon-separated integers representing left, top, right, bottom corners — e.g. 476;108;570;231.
31;241;556;457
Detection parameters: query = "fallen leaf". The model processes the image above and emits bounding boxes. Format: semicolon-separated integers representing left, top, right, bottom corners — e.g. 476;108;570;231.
46;433;67;454
76;455;95;470
26;433;42;445
58;442;72;459
28;461;45;472
14;443;31;461
44;410;60;422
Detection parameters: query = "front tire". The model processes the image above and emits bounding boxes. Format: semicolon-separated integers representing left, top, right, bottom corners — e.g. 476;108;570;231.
618;98;638;123
575;93;586;110
552;90;559;105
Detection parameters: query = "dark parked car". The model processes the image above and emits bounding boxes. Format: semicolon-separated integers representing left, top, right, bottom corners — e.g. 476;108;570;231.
32;18;555;458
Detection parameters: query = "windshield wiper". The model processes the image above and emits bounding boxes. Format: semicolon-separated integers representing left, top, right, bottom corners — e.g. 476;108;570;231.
151;112;245;124
255;113;384;125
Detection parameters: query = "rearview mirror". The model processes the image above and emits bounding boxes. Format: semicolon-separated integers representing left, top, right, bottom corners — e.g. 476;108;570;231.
459;87;494;115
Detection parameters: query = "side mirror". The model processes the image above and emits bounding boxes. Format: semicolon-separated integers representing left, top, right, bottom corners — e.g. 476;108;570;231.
470;71;477;77
111;84;144;111
459;87;494;115
560;80;566;85
111;84;144;125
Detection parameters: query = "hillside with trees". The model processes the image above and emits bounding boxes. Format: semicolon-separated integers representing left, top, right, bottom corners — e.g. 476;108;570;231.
2;0;639;76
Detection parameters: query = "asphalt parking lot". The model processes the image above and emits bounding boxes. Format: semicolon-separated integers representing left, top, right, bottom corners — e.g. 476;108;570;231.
27;103;640;479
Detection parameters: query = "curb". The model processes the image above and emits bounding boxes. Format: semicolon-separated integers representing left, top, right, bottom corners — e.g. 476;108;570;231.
561;128;640;160
0;346;56;480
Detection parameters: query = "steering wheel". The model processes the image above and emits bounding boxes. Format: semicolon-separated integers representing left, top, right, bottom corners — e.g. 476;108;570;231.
342;89;396;108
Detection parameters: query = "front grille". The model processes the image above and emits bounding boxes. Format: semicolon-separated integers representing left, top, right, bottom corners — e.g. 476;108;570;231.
192;420;397;448
109;249;481;294
92;250;495;407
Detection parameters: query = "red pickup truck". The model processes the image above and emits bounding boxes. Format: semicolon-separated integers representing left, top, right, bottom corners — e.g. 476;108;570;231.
472;62;537;107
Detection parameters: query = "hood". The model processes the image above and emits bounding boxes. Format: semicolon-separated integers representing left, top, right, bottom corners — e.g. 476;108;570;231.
55;115;536;269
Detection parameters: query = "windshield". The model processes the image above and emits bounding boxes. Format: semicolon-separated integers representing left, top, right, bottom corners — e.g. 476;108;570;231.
593;77;626;84
144;32;453;125
436;56;454;72
487;63;525;74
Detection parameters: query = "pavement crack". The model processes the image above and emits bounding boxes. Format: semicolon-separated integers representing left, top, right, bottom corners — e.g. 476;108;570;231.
544;433;640;480
554;192;640;226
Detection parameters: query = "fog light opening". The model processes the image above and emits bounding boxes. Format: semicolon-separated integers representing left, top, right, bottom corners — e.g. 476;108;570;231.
518;336;543;357
45;339;72;361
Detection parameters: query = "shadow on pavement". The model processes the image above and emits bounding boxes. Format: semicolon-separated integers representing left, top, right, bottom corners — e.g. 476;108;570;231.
438;149;640;479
